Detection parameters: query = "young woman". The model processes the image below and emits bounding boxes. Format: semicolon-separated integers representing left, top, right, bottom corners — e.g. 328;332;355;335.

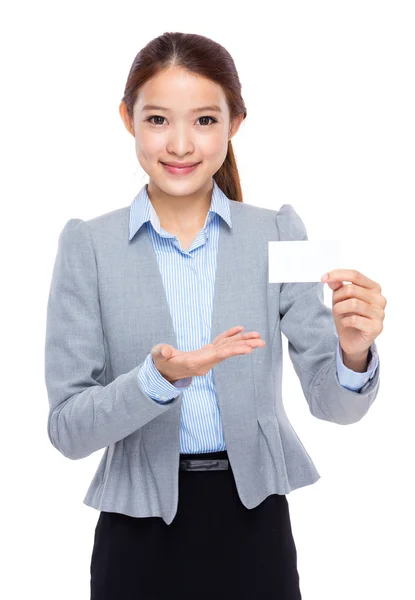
45;31;385;599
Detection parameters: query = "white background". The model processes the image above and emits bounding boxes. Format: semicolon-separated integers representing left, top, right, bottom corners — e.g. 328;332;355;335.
2;1;414;598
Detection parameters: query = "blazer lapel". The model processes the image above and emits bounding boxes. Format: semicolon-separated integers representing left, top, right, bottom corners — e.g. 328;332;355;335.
209;211;259;440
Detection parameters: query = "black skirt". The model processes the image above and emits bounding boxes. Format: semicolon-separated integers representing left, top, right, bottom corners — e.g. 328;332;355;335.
90;450;302;599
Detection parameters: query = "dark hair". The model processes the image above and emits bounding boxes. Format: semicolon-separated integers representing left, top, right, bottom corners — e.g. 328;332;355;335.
121;32;247;203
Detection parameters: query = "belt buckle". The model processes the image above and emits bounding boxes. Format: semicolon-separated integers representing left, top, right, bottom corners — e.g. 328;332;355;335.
180;458;229;471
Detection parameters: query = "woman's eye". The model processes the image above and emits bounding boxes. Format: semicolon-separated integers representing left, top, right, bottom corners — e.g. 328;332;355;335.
147;115;166;125
146;115;217;126
198;116;216;126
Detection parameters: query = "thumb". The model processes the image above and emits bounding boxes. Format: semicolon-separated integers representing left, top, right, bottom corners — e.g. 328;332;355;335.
158;344;170;359
325;280;344;292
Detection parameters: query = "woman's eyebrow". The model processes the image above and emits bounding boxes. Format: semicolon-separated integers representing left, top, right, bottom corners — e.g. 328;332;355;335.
141;104;222;113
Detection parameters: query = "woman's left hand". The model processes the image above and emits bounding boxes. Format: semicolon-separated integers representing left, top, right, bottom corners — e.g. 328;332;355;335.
321;269;387;357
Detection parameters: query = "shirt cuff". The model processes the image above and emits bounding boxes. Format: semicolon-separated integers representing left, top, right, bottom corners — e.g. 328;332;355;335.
336;339;379;392
137;352;193;404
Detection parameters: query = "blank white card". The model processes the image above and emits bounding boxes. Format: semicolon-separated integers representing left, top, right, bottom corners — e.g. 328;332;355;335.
268;240;345;283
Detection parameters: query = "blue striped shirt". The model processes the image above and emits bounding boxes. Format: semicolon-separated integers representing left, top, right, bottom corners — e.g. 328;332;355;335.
129;179;379;454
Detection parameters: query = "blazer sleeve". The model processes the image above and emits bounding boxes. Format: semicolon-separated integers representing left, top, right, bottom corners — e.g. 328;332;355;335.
44;218;181;460
276;204;381;425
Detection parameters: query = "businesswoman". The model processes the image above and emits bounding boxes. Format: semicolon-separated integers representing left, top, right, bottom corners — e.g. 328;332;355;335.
45;31;386;599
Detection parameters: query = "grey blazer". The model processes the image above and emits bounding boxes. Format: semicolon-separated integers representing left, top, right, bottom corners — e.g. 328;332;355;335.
45;200;380;525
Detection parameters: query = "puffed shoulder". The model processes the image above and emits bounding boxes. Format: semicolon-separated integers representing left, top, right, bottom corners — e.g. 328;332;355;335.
53;218;97;271
58;218;85;239
56;218;94;251
275;203;308;242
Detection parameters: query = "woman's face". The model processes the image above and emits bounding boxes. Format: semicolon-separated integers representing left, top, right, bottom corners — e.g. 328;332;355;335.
120;66;243;196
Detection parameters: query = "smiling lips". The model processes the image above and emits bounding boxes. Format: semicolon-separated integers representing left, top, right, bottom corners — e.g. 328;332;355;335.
161;161;200;175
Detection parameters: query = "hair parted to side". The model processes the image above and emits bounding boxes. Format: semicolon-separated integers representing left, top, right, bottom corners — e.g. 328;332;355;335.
121;31;247;203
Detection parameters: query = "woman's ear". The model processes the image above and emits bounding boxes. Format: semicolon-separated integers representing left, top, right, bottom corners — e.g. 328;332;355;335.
229;113;245;141
119;100;135;136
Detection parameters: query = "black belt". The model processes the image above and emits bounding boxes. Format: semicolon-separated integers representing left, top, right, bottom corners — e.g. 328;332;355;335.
179;458;229;471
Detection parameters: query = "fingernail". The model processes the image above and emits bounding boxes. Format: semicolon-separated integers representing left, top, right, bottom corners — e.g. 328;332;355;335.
321;273;329;282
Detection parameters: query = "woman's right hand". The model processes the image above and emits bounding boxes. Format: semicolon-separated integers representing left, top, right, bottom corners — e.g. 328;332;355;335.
151;326;266;384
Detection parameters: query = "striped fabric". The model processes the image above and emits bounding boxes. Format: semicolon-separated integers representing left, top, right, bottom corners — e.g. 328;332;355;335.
128;179;378;454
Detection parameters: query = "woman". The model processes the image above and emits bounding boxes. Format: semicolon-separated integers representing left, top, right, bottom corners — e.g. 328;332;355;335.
45;31;385;599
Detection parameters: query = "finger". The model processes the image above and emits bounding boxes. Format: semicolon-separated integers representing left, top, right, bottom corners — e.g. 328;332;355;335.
340;314;381;334
333;284;382;307
322;269;379;290
156;345;166;358
215;339;265;360
213;330;261;347
212;326;244;344
325;280;344;292
232;339;266;353
333;298;379;319
236;331;261;340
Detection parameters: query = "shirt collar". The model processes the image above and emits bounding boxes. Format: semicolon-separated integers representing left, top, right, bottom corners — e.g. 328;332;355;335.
128;178;232;241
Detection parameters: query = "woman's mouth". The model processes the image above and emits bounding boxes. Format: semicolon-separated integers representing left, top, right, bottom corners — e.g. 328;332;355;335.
160;162;200;175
